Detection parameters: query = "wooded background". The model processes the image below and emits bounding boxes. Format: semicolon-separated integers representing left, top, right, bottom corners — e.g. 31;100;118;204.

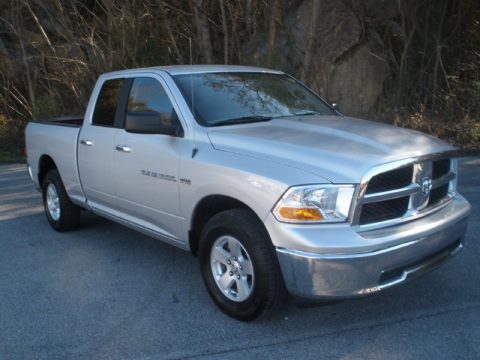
0;0;479;154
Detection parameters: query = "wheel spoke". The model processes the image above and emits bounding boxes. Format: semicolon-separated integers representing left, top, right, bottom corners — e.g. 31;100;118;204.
240;258;254;275
236;277;250;300
227;237;241;258
218;272;235;291
211;246;229;265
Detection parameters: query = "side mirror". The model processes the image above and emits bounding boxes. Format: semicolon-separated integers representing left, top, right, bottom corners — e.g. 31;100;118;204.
125;112;182;136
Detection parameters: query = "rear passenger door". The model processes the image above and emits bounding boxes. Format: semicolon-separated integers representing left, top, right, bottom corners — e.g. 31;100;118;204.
113;76;186;240
78;78;128;212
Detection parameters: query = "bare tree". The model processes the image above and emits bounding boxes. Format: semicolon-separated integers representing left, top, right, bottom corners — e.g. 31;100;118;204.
301;0;320;81
267;0;282;65
0;0;478;151
193;0;214;63
219;0;229;64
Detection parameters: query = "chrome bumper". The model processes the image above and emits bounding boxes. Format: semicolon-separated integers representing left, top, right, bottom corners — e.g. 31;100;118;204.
27;164;33;181
274;195;471;299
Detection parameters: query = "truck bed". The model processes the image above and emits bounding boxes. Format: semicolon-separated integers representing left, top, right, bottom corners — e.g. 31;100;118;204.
25;118;84;203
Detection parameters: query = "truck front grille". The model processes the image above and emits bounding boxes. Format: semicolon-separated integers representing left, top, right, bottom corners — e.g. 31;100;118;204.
360;196;410;224
366;166;413;194
356;157;456;227
428;183;449;206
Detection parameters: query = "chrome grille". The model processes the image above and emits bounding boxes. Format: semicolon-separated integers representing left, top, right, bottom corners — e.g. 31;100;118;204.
359;196;410;224
432;158;450;179
428;183;449;206
353;154;457;228
366;166;413;194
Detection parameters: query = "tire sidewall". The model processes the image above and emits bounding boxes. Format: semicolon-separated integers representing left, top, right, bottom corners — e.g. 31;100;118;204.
42;171;63;230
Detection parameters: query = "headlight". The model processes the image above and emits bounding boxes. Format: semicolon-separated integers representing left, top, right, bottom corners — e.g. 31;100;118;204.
272;185;356;223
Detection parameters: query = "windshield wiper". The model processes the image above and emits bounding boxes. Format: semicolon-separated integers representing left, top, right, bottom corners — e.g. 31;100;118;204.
292;111;323;116
212;115;273;127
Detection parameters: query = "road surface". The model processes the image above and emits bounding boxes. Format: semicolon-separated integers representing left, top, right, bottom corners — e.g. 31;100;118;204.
0;158;479;359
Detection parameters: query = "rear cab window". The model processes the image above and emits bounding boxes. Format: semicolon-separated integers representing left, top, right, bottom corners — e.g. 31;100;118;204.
92;79;125;127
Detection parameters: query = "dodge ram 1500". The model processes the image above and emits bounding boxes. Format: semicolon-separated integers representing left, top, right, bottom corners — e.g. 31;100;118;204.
25;65;471;320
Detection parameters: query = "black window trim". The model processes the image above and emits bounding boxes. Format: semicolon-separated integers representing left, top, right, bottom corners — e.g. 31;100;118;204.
91;78;128;128
114;78;133;129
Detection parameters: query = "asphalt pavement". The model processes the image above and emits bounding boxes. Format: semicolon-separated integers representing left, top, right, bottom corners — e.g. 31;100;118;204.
0;158;479;359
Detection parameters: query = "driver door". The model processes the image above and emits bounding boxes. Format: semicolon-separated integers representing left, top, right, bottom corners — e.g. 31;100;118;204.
113;76;186;240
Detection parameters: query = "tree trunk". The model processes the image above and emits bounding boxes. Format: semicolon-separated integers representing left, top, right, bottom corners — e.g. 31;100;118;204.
431;0;448;109
245;0;253;36
219;0;229;64
267;0;282;66
302;0;320;82
193;0;214;64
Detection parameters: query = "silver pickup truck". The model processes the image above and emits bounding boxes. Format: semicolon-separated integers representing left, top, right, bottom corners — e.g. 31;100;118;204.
25;65;471;320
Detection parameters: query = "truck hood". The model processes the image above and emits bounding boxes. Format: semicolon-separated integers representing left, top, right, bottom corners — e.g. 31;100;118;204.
207;116;455;183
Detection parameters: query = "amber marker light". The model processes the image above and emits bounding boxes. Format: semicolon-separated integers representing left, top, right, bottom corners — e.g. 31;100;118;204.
277;207;324;221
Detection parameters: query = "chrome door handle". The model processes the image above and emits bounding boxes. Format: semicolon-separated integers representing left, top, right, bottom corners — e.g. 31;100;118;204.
80;139;94;146
115;145;132;153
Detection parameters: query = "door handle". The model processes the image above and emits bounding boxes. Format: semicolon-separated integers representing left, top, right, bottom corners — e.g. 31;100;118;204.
80;139;94;146
116;145;132;153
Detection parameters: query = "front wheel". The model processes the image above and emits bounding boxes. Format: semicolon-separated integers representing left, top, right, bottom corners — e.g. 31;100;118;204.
42;169;80;231
199;209;286;321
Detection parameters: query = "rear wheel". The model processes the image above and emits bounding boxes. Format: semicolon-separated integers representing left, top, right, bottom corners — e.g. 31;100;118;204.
199;209;286;321
42;169;80;231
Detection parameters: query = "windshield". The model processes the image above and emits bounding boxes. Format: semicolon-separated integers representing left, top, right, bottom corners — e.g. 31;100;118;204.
172;72;337;126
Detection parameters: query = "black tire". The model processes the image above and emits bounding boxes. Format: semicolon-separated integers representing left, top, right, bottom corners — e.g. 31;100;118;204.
42;169;81;231
199;208;286;321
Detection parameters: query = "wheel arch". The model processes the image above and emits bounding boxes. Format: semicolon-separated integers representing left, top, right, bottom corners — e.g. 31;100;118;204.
38;154;57;187
189;195;268;256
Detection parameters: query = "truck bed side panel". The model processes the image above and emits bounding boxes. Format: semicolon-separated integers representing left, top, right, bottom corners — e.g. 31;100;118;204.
25;122;85;204
31;116;83;127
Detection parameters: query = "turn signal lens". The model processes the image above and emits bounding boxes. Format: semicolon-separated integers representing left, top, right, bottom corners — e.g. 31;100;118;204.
277;207;324;221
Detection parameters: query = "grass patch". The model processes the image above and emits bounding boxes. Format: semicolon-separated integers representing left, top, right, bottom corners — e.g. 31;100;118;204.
0;148;26;164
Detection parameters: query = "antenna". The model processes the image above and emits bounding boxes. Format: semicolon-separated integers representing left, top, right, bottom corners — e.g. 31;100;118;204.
189;38;195;116
189;38;198;158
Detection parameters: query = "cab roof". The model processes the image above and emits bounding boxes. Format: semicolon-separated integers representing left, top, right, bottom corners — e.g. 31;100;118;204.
102;65;284;77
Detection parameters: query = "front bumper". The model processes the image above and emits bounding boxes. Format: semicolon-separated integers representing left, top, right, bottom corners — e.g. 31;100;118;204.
27;164;33;181
271;195;471;299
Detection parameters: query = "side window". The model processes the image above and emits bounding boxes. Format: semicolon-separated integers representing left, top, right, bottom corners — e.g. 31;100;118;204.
127;77;181;129
92;79;124;127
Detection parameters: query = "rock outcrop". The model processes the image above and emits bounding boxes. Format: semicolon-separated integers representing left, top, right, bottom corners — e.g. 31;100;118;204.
243;0;390;117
